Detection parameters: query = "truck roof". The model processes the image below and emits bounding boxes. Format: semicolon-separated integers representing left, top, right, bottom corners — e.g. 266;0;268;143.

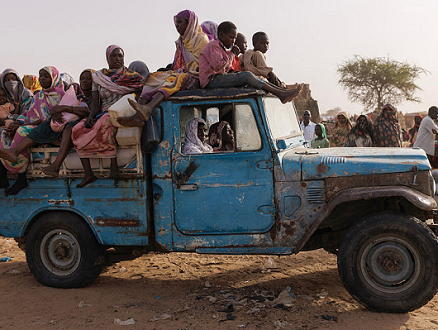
169;87;267;101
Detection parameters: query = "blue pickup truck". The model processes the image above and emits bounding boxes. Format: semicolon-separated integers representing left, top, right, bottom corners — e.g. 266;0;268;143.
1;87;438;313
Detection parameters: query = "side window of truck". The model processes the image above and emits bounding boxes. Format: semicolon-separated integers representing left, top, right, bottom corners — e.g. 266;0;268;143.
179;102;262;154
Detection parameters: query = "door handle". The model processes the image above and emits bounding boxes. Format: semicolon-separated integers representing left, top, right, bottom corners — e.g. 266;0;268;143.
179;184;198;191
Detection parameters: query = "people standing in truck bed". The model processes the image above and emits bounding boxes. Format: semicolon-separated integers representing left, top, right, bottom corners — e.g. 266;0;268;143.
71;45;145;188
199;21;301;103
0;66;65;194
121;10;209;127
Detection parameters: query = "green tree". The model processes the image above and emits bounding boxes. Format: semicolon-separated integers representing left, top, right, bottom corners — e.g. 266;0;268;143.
337;56;428;111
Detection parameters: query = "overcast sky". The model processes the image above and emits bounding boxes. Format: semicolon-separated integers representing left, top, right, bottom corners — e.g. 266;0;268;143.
2;0;437;115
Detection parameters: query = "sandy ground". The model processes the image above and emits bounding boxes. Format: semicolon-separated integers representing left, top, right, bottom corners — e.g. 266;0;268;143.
0;237;438;330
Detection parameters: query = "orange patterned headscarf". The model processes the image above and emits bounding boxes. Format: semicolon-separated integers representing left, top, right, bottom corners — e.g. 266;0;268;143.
22;75;42;93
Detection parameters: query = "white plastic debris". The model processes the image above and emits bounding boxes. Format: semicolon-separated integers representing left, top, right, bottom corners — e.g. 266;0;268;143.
77;300;92;308
114;318;135;325
270;286;296;307
204;280;212;288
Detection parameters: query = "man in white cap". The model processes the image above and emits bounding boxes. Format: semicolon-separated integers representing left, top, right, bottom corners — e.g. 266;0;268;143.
300;110;316;146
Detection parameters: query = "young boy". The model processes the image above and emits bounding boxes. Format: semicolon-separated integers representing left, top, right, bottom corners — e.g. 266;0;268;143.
0;88;15;128
229;32;247;72
243;31;284;87
199;21;300;103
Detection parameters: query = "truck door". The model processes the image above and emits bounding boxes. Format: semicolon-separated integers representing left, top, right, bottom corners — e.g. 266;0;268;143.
172;100;275;235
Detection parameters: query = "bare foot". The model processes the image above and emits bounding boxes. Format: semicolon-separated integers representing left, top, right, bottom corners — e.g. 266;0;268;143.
76;175;97;188
40;165;60;178
117;113;145;127
0;148;18;163
286;83;299;90
128;99;152;121
279;85;302;104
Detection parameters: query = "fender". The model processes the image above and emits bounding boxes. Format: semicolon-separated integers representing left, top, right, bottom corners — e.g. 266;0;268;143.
295;186;437;252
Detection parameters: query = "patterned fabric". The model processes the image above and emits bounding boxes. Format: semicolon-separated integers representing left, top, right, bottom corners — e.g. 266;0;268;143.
16;66;65;125
208;121;234;151
330;111;352;147
141;10;208;100
201;21;218;41
22;75;42;93
0;66;65;173
1;69;33;114
72;113;117;158
373;104;402;147
182;118;213;154
347;115;374;147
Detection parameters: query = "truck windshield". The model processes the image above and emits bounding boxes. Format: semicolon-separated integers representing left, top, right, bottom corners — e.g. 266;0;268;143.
263;97;301;140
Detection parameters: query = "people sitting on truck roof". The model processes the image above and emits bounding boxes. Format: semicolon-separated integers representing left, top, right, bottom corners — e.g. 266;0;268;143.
71;45;145;188
199;21;301;103
208;121;235;151
22;75;41;94
119;10;209;128
128;61;150;78
0;87;15;129
182;118;213;154
346;115;374;147
372;104;402;147
330;111;352;147
0;66;65;194
311;123;330;149
230;33;247;72
1;68;33;117
242;31;289;89
200;21;218;41
40;69;95;178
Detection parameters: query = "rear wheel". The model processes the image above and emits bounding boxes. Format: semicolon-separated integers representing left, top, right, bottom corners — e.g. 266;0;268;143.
337;212;438;312
26;212;105;288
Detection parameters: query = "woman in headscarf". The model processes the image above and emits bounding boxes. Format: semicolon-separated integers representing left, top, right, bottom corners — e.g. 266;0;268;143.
119;9;209;127
1;69;33;116
128;61;150;77
208;121;235;151
71;45;145;188
0;66;65;194
22;75;42;94
60;73;75;91
201;21;218;41
182;118;213;154
330;111;352;147
346;115;374;147
373;104;402;147
311;123;330;148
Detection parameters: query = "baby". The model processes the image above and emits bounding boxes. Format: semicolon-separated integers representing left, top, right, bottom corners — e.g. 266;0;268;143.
0;88;15;128
243;31;284;87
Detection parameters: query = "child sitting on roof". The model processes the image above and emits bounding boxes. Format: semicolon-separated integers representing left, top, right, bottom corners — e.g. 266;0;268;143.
199;21;301;103
229;33;247;72
242;31;287;88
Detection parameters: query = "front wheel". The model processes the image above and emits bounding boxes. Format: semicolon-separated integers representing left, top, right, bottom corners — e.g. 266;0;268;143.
26;212;105;288
337;212;438;312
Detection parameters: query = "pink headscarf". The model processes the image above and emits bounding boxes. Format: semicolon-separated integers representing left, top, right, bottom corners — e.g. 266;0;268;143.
106;45;124;63
17;66;65;124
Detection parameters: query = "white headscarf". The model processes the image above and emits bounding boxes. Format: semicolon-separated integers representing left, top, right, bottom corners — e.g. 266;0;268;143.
182;118;213;154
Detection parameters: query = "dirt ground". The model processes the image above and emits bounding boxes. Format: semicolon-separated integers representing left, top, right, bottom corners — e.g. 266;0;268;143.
1;237;438;330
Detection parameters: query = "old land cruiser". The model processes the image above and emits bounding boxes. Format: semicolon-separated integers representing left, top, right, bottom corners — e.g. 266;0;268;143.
0;87;438;313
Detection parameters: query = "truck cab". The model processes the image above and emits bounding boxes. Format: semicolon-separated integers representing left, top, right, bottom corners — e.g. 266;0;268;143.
1;87;438;313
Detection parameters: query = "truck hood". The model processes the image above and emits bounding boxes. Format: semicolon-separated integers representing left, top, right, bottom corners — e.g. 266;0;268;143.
280;147;430;181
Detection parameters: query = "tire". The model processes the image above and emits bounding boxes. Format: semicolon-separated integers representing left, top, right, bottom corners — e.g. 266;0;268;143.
25;212;105;288
337;212;438;313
